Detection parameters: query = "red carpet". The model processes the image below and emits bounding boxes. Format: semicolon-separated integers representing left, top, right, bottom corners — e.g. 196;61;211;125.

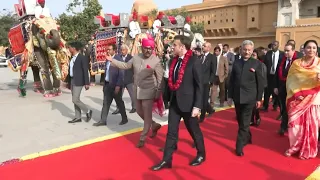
0;109;319;180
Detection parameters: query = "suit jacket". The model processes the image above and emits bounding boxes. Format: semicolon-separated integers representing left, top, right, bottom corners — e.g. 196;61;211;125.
120;54;134;85
202;53;217;85
274;52;299;89
224;52;235;74
263;50;284;77
216;55;229;83
170;55;203;112
66;53;89;87
106;55;124;87
228;57;264;104
111;54;163;100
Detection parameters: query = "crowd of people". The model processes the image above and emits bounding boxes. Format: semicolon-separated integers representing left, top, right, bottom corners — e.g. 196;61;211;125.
65;33;320;170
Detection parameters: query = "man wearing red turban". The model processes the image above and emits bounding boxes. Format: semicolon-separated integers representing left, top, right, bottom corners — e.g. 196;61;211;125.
105;35;164;149
35;0;51;19
129;11;141;39
153;12;164;35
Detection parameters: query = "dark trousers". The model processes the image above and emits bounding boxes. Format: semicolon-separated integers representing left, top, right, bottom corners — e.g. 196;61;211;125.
200;83;214;120
163;98;205;162
263;74;279;109
225;74;231;101
235;103;255;150
100;82;127;122
251;106;260;123
279;86;288;130
163;78;170;109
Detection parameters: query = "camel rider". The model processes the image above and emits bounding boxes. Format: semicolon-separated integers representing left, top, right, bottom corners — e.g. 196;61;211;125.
184;16;191;31
129;11;141;39
152;12;164;36
35;0;51;19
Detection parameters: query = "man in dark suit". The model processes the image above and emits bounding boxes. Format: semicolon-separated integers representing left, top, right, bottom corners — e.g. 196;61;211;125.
199;42;216;122
93;44;128;126
274;43;298;135
112;44;136;114
67;42;92;123
287;39;304;59
261;41;284;111
152;34;205;171
228;40;264;156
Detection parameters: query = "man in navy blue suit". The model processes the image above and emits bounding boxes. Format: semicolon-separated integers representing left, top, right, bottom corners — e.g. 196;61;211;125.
93;44;128;126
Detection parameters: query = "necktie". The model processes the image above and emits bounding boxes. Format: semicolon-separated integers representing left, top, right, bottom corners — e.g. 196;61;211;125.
202;55;206;64
271;52;276;73
286;59;291;69
174;58;182;83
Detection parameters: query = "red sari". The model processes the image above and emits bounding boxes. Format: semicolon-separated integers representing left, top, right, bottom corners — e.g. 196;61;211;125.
286;56;320;159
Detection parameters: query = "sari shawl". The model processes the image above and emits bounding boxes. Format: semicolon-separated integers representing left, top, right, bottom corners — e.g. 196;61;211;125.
286;56;320;159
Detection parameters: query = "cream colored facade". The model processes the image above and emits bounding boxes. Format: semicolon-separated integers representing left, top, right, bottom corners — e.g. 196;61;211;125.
180;0;278;48
276;0;320;49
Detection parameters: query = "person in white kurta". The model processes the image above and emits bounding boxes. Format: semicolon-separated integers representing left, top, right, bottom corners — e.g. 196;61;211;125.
34;0;51;19
129;13;141;39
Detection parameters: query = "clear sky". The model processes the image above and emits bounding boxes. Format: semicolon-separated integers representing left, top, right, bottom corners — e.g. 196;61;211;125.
2;0;202;17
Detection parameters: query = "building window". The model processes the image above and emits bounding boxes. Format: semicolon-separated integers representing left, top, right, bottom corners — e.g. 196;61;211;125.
220;20;222;23
214;20;217;23
226;19;228;22
252;17;255;22
194;22;197;25
232;19;234;22
208;21;210;24
318;7;320;17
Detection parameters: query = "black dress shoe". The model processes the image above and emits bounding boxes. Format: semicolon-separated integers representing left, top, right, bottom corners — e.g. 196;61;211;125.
119;119;128;125
235;150;244;156
129;108;136;113
85;110;92;122
189;156;205;166
136;140;145;148
278;129;285;136
255;118;261;127
276;115;282;120
151;161;172;171
112;109;120;115
93;121;107;126
68;118;81;123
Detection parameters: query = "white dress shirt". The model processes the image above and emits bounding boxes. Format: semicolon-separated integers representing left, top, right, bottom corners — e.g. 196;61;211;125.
270;50;280;74
69;53;79;78
129;21;141;39
34;6;51;19
105;55;114;82
202;52;209;64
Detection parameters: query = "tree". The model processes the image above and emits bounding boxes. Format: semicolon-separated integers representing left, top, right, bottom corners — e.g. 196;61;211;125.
0;11;18;46
57;0;102;44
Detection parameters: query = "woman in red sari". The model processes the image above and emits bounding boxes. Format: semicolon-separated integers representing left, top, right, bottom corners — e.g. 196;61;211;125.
285;40;320;159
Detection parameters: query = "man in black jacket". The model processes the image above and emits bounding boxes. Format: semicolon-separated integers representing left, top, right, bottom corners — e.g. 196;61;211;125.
228;40;264;156
261;41;284;111
199;42;216;122
66;41;92;123
152;35;205;171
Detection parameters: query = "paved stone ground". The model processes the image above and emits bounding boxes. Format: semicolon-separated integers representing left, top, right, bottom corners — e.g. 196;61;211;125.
0;67;168;162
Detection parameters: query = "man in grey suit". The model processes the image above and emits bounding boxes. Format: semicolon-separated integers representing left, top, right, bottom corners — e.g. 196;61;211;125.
222;44;235;101
67;41;92;123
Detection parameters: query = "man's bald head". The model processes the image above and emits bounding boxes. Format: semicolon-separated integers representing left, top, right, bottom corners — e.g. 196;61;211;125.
203;42;211;53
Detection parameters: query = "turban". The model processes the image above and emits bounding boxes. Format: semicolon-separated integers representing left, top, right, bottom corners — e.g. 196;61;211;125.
157;12;165;20
142;37;155;49
132;11;138;20
37;0;45;3
186;16;191;23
